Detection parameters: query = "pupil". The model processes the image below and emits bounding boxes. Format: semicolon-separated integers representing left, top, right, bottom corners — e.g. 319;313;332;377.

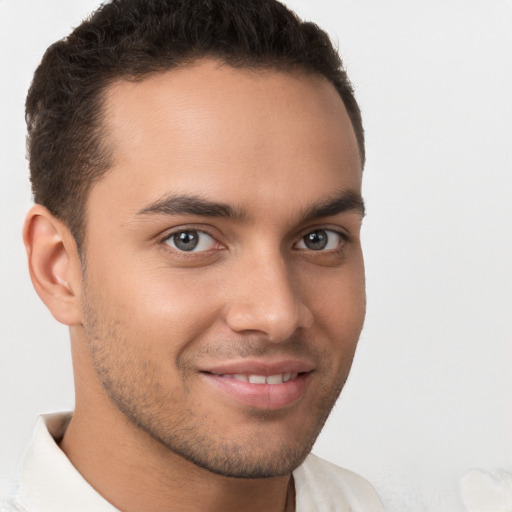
174;231;198;251
305;230;328;250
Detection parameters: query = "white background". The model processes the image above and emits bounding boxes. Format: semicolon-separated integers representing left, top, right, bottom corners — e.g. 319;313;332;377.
1;1;511;511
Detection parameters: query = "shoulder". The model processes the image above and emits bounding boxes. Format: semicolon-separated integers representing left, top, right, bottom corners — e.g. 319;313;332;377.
1;472;27;512
293;453;384;512
0;498;26;512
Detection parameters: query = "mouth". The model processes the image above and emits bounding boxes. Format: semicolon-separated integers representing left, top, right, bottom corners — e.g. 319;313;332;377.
210;372;299;384
199;361;314;410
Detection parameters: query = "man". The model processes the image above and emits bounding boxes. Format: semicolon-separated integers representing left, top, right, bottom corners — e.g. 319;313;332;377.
2;0;383;510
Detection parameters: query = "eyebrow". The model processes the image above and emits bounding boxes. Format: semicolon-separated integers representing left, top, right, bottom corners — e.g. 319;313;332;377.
137;194;247;221
298;189;365;223
136;189;365;222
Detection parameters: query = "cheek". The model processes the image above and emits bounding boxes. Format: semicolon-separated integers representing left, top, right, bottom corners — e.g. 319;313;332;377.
307;258;365;320
93;262;227;354
304;260;366;358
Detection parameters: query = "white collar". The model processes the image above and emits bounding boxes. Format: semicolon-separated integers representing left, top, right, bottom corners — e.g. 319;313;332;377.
8;413;118;512
6;412;381;512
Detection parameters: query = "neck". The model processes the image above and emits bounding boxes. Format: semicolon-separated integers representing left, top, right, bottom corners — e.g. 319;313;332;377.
60;400;295;512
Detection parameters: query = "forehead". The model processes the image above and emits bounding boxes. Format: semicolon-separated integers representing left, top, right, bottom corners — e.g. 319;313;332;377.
90;60;361;223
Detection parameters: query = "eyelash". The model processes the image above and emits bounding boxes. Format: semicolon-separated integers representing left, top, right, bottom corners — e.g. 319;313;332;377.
294;228;350;253
161;229;222;254
159;226;351;256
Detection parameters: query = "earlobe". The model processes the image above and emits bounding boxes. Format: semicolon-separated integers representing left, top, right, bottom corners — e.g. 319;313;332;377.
23;205;83;326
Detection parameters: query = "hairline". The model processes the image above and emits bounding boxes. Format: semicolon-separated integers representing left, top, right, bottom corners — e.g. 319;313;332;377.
75;58;363;255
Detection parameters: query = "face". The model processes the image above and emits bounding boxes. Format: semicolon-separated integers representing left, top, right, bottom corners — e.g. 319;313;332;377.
79;60;365;478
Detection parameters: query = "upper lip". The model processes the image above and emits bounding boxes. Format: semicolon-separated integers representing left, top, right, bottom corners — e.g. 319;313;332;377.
200;359;315;376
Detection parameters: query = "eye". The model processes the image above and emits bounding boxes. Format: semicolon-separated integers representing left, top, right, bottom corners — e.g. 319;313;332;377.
295;229;345;251
164;230;217;252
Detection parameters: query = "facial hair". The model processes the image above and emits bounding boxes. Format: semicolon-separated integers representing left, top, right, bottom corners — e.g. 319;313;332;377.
81;279;355;479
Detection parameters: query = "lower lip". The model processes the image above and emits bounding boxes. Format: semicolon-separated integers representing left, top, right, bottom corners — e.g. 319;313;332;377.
200;373;310;410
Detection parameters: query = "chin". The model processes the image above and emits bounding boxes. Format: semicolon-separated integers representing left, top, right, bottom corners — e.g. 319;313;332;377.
144;407;331;479
171;438;313;479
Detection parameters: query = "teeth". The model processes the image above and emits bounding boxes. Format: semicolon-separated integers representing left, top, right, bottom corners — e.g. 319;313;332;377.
266;374;284;384
248;375;267;384
225;373;298;384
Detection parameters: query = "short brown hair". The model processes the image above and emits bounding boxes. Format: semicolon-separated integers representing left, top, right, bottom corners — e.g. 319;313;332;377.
26;0;365;249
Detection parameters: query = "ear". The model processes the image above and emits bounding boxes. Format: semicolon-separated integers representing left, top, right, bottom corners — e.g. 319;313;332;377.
23;204;83;326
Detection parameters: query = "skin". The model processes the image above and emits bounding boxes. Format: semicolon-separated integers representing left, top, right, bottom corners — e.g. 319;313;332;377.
24;59;365;512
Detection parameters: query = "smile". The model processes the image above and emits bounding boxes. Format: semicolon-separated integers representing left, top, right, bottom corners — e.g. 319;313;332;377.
199;362;313;410
213;373;299;384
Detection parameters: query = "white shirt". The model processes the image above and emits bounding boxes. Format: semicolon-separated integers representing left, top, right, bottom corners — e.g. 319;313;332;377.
1;413;383;512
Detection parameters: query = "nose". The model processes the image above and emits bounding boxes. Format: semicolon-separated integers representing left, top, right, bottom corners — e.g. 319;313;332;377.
224;253;314;342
